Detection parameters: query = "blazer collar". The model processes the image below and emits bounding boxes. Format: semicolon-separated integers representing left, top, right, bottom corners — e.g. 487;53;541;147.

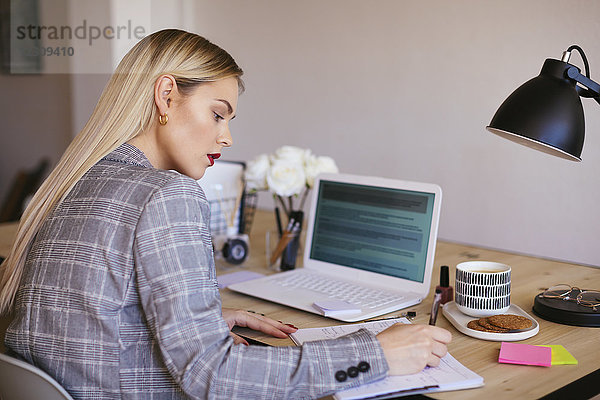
103;143;154;169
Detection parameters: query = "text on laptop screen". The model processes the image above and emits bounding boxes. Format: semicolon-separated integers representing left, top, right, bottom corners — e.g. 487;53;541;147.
309;180;436;283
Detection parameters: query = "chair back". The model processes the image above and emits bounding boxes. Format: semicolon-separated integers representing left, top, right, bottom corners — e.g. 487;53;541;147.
0;353;73;400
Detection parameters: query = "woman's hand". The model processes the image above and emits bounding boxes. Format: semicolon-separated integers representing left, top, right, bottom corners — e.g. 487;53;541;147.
222;308;298;345
376;324;452;375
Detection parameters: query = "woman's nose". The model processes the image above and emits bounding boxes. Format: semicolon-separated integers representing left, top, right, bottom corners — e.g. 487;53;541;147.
219;125;233;147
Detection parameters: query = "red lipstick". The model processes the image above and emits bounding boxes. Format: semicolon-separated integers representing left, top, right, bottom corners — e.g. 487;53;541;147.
207;153;221;166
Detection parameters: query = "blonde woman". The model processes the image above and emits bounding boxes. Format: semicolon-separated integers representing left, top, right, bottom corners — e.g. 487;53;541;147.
0;29;451;399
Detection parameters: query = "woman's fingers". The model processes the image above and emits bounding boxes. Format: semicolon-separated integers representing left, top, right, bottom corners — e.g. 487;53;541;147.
222;309;298;339
239;312;297;338
229;332;249;346
427;340;449;367
431;341;448;358
376;324;452;376
431;326;452;344
426;354;442;368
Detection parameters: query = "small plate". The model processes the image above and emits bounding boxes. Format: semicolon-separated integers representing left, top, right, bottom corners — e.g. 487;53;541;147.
442;301;539;341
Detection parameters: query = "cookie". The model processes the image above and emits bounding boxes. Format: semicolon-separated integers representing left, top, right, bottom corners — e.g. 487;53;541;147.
467;320;488;331
478;317;510;332
466;318;509;333
487;314;532;330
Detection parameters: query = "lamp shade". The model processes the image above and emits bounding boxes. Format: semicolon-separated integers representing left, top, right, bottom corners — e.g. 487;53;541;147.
487;59;585;161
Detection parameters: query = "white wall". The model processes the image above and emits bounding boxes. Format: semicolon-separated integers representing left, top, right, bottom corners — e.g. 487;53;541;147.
183;0;600;266
67;0;195;135
36;0;598;266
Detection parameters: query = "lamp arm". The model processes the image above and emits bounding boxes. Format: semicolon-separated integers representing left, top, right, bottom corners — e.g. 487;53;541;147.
565;45;591;78
565;66;600;101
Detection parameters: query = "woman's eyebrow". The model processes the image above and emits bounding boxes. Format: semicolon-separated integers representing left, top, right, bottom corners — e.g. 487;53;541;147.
215;99;233;115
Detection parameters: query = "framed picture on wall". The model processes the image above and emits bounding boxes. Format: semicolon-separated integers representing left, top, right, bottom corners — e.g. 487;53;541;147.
0;0;42;74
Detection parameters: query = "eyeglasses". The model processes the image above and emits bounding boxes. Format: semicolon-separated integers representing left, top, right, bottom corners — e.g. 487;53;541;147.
541;284;600;311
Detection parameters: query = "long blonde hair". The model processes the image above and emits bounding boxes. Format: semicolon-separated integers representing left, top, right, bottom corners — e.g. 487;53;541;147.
0;29;244;314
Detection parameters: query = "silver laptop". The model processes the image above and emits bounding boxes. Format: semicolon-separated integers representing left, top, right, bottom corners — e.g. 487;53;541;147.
228;173;442;322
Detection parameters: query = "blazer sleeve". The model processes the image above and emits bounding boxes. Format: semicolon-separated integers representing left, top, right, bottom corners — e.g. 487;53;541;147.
133;174;389;399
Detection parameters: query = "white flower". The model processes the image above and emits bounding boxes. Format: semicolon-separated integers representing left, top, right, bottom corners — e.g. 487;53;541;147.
245;154;271;190
271;145;310;165
266;158;307;197
245;146;338;207
305;155;339;188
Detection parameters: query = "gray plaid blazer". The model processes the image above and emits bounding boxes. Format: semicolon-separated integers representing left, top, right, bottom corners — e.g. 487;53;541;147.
5;144;388;399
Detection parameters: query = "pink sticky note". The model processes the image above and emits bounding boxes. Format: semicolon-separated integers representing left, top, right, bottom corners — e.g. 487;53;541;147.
499;342;552;367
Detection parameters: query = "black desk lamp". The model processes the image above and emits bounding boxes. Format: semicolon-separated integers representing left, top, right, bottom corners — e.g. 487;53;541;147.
487;45;600;327
487;45;600;161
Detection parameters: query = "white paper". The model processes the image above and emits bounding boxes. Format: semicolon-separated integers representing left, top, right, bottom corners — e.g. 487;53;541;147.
334;353;484;399
289;318;410;345
289;318;484;399
217;271;264;289
312;300;362;317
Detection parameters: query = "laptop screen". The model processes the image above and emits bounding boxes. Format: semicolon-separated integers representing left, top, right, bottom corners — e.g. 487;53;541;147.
309;180;436;283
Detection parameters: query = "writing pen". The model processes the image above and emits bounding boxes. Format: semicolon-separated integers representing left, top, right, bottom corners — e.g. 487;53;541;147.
275;207;283;238
361;311;417;323
429;288;442;326
269;221;301;265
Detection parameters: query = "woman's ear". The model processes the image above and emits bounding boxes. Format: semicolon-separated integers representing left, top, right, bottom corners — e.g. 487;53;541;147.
154;75;177;116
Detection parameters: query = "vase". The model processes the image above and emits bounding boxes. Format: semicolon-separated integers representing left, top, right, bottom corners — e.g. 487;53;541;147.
280;210;303;271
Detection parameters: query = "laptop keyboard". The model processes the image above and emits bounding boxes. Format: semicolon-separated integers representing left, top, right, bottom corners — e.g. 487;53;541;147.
271;270;404;309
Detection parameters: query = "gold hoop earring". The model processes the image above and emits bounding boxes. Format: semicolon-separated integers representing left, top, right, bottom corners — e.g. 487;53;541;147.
158;113;168;125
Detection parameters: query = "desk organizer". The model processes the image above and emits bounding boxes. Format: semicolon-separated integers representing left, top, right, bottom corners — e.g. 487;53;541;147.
208;190;257;235
442;301;539;341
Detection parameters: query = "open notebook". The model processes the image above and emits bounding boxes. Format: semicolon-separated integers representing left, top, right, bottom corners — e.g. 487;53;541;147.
289;318;484;399
228;173;442;321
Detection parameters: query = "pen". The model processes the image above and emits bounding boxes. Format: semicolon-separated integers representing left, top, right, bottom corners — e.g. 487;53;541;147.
285;218;295;233
362;311;417;323
275;207;283;238
429;288;442;325
290;221;301;233
269;222;301;265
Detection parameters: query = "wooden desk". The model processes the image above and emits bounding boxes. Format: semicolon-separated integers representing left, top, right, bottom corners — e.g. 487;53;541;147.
1;211;599;399
220;211;600;400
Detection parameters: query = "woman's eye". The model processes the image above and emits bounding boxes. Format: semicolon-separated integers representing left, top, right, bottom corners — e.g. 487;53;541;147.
213;112;224;122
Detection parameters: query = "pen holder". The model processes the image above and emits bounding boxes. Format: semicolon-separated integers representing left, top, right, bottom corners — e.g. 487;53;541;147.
280;211;303;271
